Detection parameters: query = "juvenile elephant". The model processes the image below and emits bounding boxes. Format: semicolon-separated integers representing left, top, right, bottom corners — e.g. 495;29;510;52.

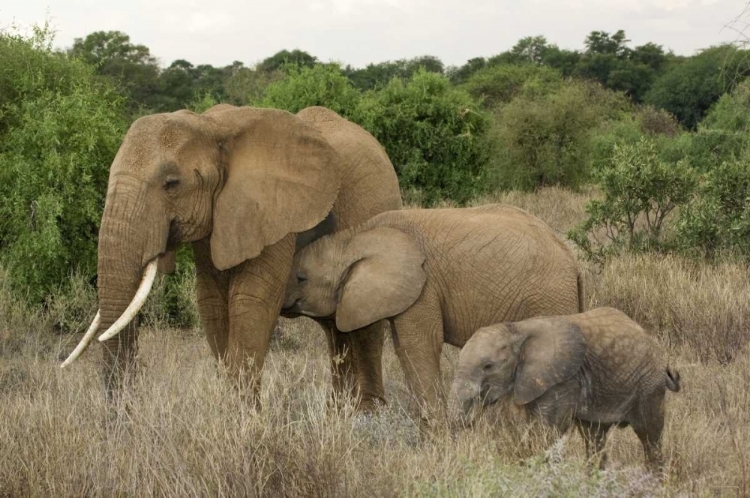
61;105;401;409
282;205;584;418
450;307;681;470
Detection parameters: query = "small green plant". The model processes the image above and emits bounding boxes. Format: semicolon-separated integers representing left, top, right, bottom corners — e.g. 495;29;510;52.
569;138;698;263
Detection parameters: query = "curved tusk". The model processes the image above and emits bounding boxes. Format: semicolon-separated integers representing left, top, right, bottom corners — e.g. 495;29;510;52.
60;311;101;368
97;259;158;342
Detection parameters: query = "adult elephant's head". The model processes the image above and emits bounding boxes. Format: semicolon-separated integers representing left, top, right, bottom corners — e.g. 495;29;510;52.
62;104;341;365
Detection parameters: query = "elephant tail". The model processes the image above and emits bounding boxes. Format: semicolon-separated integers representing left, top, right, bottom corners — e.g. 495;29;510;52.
666;368;681;392
577;273;585;314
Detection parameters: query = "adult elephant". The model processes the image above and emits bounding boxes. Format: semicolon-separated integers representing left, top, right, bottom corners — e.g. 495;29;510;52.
62;104;402;410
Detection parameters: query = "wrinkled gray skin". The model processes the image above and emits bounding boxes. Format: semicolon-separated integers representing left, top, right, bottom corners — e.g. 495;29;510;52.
90;104;400;409
450;307;681;471
283;204;583;420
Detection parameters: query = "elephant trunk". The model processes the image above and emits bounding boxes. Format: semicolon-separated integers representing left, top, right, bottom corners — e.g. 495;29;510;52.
61;176;168;380
448;376;482;428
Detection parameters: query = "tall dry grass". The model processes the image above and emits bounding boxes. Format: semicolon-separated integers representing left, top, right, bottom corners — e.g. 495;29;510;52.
1;187;748;496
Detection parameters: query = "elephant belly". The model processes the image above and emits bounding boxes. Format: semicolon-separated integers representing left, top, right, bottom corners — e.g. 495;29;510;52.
577;370;639;424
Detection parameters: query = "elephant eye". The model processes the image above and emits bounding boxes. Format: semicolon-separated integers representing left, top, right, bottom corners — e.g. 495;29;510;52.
163;178;180;191
482;361;493;372
297;273;307;284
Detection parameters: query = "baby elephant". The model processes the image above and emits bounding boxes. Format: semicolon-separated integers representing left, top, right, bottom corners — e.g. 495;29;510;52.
450;307;681;470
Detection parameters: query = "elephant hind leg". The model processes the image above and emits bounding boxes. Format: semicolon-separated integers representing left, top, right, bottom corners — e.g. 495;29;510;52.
632;394;667;473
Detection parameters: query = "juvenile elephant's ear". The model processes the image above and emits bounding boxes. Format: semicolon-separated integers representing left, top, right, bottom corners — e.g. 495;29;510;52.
513;319;586;405
335;227;427;332
208;106;342;271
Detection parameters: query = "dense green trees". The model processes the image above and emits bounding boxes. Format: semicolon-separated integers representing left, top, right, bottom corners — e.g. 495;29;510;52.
1;28;127;302
261;63;360;115
490;80;629;191
645;45;750;129
3;22;750;311
345;55;444;90
68;31;160;111
353;71;491;205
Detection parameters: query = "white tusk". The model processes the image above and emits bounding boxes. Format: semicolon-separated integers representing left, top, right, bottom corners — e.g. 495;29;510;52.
60;311;101;368
97;259;158;342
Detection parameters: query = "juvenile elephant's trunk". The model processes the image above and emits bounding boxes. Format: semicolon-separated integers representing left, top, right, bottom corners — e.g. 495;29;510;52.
448;378;481;428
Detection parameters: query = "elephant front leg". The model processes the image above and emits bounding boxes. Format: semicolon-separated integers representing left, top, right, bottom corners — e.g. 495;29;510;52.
576;419;612;469
226;233;297;401
193;238;230;360
390;304;445;424
321;319;386;413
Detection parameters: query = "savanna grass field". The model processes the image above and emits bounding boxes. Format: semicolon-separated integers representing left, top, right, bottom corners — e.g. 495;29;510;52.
2;188;749;496
3;17;750;498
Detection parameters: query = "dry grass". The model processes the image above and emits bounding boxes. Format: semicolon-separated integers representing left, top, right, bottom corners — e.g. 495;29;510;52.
1;187;749;496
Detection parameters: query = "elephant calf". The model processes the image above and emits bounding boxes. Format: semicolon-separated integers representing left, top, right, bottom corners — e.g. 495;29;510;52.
282;204;583;419
450;307;681;471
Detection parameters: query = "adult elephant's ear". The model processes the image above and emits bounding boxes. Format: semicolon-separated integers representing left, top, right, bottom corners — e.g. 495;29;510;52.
513;319;586;405
208;106;342;271
336;227;427;332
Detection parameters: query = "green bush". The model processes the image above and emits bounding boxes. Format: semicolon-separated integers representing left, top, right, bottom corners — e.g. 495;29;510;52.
700;79;750;132
459;64;563;108
0;29;127;304
675;158;750;258
352;70;491;206
569;138;698;263
491;80;630;191
589;117;647;173
660;129;749;172
261;63;361;116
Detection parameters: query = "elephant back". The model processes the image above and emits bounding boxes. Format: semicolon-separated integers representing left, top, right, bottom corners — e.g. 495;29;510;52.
297;107;402;230
364;204;582;345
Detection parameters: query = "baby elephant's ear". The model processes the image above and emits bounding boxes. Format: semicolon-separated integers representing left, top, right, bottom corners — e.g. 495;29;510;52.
513;319;586;405
335;227;427;332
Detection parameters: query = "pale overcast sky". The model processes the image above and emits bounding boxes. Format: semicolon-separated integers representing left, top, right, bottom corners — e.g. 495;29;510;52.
2;0;747;68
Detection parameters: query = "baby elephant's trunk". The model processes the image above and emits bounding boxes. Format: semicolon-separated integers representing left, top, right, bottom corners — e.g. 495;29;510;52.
666;368;681;392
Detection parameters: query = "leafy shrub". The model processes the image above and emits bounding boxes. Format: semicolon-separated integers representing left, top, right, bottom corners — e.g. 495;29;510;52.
491;80;629;191
636;105;680;137
261;63;361;116
0;29;127;303
700;79;750;132
569;138;698;263
352;70;492;206
589;117;648;173
660;129;749;172
459;64;562;108
675;158;750;258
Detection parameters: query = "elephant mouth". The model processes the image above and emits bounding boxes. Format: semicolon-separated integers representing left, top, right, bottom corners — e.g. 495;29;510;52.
166;218;183;250
480;385;503;407
280;302;334;322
